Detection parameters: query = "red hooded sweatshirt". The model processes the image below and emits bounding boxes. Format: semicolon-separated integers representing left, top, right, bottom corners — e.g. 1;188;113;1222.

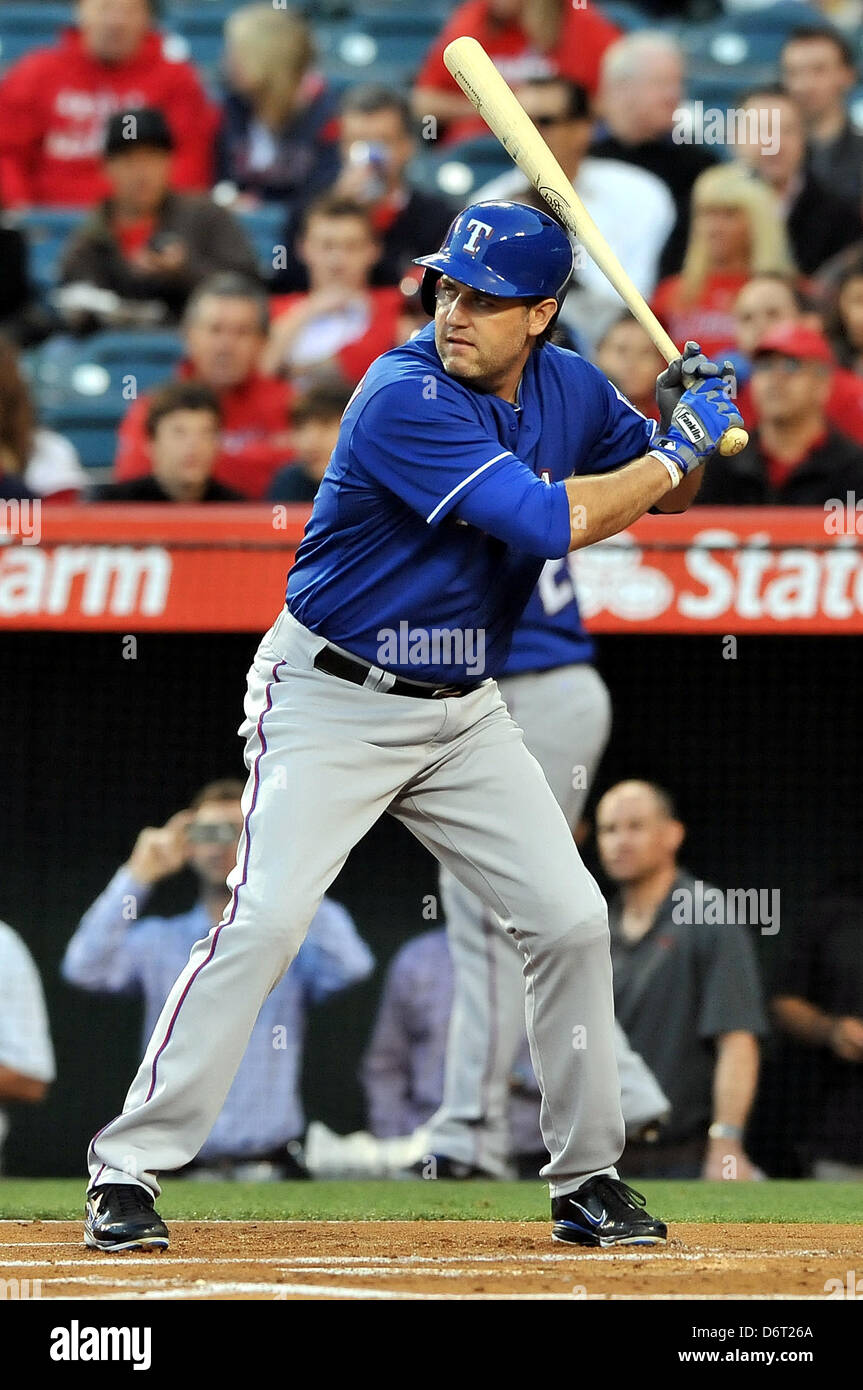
0;28;216;206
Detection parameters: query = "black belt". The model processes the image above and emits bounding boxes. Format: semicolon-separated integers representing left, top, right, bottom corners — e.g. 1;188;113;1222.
313;643;479;699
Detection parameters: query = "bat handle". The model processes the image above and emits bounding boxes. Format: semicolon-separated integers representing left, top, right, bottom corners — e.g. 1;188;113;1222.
680;368;748;457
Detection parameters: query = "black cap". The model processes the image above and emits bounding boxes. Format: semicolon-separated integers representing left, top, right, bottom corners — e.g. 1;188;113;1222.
104;107;175;158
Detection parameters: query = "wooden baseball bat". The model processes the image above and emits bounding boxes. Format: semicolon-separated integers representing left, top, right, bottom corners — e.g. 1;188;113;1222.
442;35;748;457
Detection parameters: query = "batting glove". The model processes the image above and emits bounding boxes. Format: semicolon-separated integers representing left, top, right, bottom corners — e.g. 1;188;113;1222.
649;377;744;483
655;340;737;433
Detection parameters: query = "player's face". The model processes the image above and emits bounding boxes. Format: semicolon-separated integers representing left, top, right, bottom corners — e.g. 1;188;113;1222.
151;409;220;497
595;321;664;406
734;280;799;356
596;787;680;884
781;40;852;121
185;297;266;389
434;276;557;395
299;215;379;293
838;275;863;350
77;0;150;62
186;800;244;889
750;355;830;425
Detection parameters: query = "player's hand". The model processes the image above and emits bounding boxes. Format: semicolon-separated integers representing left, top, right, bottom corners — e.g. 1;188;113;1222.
125;810;195;886
649;376;744;481
829;1016;863;1062
655;341;734;432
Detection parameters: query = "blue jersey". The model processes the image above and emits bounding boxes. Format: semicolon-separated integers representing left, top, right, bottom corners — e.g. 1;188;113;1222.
287;324;654;683
504;563;594;675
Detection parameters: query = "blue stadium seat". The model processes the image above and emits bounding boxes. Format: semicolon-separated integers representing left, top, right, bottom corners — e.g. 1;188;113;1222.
160;6;235;77
14;208;87;296
33;330;183;469
0;4;71;70
410;136;514;202
681;2;825;76
315;13;440;87
235;205;288;278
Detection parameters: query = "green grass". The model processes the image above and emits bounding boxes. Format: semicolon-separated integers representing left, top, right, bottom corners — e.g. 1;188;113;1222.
0;1179;861;1224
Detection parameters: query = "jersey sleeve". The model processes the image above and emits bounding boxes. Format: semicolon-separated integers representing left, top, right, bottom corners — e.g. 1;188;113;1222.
577;367;658;475
351;379;572;557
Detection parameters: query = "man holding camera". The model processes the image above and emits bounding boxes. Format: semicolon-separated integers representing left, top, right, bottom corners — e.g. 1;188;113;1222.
62;778;373;1178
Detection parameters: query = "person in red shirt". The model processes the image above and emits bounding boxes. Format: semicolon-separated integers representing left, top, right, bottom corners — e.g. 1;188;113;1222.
412;0;618;144
651;164;796;364
114;273;294;499
732;273;863;447
0;0;216;207
695;322;863;506
264;195;403;387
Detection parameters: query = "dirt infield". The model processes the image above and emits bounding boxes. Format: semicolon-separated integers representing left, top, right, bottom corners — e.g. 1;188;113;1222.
1;1220;859;1299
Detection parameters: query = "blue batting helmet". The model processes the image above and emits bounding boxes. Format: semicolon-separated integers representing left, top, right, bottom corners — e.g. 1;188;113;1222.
414;201;574;316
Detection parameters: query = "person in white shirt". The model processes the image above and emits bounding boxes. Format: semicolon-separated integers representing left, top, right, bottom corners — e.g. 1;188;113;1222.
472;77;676;352
0;921;56;1172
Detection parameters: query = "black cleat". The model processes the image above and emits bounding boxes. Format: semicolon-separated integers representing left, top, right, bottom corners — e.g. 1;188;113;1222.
84;1183;169;1252
551;1175;667;1248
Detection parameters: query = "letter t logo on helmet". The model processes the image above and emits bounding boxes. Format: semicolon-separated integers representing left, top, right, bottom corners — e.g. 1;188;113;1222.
464;218;494;255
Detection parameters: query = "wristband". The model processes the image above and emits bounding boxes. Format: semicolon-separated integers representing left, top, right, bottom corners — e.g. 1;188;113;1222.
648;449;684;488
708;1122;743;1141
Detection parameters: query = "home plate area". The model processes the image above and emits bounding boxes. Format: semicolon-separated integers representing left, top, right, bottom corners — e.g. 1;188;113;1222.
1;1222;858;1299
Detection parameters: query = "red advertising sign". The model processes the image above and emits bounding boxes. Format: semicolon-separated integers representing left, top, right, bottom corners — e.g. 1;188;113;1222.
0;503;860;633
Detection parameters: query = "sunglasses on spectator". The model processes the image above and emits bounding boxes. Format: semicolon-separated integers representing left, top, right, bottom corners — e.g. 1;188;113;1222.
186;822;243;845
532;113;571;128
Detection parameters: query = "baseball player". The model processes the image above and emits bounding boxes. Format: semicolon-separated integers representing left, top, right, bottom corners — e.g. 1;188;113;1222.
84;201;741;1252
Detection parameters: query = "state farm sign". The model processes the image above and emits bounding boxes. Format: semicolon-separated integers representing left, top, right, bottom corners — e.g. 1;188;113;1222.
0;504;859;633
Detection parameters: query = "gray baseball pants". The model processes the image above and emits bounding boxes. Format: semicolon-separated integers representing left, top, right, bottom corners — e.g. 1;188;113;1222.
88;608;624;1198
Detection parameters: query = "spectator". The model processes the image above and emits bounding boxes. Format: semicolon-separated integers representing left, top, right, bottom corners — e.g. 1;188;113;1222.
651;164;795;363
772;890;863;1178
264;197;403;387
0;920;55;1174
113;274;294;498
272;86;455;294
596;780;767;1180
0;0;215;208
473;78;675;350
695;322;863;506
62;781;373;1178
592;32;718;277
732;273;863;446
413;0;619;144
781;26;863;208
360;926;669;1177
732;87;861;277
0;337;89;500
267;383;352;504
594;315;664;422
215;4;339;211
58;108;259;331
93;382;242;502
827;258;863;373
0;220;34;342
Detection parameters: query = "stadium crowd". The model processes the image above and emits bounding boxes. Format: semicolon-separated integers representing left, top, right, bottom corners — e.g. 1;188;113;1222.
1;0;863;504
